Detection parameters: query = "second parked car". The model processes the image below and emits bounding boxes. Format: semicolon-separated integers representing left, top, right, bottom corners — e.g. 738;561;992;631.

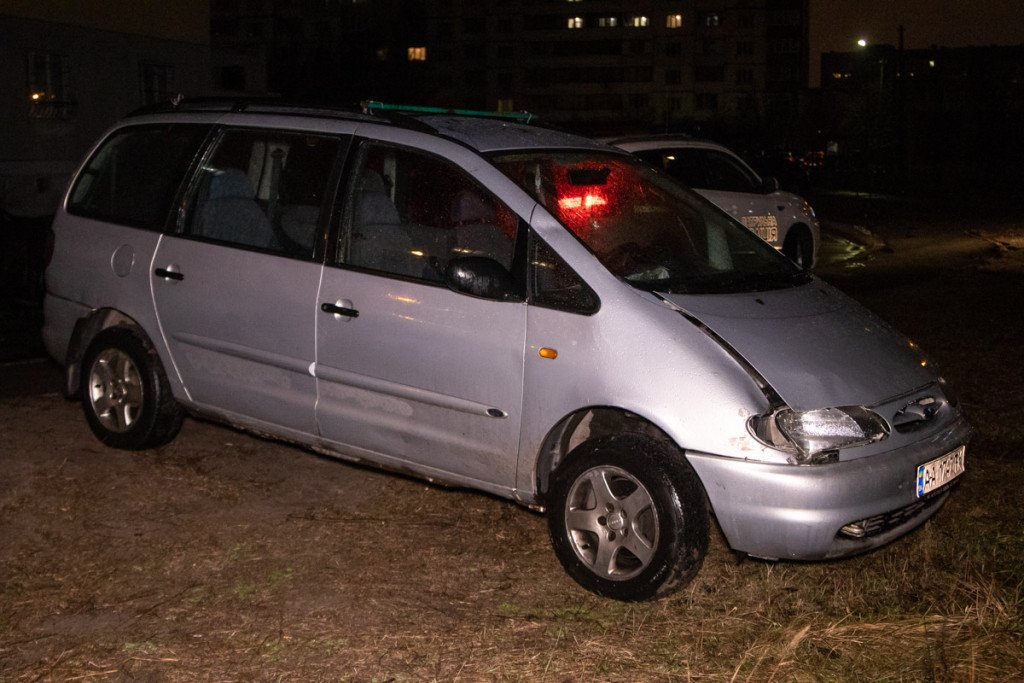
607;135;820;268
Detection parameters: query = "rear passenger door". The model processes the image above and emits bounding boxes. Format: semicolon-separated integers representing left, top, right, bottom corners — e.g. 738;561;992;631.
314;137;528;489
151;127;343;434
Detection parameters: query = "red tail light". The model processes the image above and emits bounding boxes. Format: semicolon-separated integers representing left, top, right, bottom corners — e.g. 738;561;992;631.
558;193;608;210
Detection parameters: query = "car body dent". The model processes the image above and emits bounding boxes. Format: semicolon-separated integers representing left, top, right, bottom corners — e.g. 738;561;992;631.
658;279;936;412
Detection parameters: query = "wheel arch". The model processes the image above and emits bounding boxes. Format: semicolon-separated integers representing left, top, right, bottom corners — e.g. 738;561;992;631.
782;221;815;268
533;406;685;507
64;308;153;398
782;221;812;246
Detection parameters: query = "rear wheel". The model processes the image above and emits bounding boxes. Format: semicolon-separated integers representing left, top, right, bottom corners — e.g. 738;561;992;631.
80;327;183;450
547;434;709;601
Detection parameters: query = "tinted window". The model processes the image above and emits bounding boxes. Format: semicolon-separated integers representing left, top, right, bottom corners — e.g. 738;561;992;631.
68;124;209;230
703;150;760;193
636;148;707;189
337;141;519;282
186;129;340;258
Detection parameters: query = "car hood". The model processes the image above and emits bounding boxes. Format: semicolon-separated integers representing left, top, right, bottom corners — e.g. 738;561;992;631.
659;280;936;411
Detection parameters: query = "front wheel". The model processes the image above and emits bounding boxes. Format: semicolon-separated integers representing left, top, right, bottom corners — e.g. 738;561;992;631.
80;327;183;450
547;434;709;601
783;227;814;270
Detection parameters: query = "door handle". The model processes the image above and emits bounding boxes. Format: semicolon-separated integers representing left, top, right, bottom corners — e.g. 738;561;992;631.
321;302;359;318
154;267;184;281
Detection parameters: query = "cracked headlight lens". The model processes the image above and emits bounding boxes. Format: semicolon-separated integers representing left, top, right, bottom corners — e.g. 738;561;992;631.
775;406;889;458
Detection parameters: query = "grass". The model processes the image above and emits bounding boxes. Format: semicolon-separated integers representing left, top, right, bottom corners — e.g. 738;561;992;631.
2;220;1024;680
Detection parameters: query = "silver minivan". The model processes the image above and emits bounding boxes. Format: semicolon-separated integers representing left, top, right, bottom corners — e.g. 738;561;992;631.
44;102;970;601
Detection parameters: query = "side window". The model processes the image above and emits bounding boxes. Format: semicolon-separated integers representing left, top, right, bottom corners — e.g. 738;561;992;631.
186;129;339;258
637;148;708;189
337;141;518;282
529;233;599;314
703;150;760;193
67;124;210;230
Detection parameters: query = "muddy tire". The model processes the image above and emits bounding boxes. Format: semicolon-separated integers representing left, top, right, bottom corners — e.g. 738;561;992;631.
547;434;709;601
80;327;183;450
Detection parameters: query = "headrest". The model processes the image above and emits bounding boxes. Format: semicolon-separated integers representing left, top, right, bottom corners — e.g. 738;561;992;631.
209;168;256;200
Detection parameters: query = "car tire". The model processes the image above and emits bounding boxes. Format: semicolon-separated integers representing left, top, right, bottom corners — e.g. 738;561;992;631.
783;226;814;269
547;433;709;601
80;327;184;450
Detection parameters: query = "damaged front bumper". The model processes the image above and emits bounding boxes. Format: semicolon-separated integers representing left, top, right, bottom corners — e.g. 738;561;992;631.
685;413;972;561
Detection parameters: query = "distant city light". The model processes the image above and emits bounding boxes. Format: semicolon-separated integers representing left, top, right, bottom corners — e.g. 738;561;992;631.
857;38;868;47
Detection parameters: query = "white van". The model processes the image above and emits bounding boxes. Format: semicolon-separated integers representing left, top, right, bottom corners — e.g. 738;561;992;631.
608;136;820;268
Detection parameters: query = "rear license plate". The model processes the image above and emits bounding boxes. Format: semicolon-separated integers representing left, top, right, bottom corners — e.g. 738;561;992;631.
916;445;966;497
739;215;778;243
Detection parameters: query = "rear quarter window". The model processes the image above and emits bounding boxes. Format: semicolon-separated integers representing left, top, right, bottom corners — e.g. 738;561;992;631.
67;124;210;230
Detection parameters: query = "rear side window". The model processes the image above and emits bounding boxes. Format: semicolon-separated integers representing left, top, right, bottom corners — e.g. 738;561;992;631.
185;128;341;259
67;124;210;230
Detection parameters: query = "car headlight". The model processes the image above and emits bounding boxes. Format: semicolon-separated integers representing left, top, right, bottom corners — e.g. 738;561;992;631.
750;406;889;464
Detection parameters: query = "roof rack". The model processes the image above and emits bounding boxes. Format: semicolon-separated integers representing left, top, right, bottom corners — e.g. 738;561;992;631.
362;100;538;124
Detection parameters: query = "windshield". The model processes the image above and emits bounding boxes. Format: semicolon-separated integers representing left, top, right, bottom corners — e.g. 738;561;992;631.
490;150;808;294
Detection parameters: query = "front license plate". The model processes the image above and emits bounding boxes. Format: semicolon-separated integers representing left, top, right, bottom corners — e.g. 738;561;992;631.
916;445;966;497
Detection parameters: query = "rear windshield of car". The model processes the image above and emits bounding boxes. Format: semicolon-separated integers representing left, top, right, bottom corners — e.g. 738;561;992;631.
67;124;211;230
489;150;807;294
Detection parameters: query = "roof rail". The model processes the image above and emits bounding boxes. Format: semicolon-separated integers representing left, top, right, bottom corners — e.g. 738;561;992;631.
362;100;538;124
124;96;375;122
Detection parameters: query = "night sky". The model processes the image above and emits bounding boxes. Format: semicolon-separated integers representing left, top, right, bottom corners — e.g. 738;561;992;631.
808;0;1024;86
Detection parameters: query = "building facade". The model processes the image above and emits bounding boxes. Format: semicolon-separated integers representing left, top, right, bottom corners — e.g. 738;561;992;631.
210;0;427;105
421;0;809;133
0;2;266;217
820;43;1024;184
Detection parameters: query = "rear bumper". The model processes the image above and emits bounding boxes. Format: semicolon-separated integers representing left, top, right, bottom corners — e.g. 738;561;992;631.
686;414;971;560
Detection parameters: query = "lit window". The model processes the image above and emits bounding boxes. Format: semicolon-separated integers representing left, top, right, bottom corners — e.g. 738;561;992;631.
567;16;583;29
407;47;427;61
703;13;720;28
666;14;683;29
598;16;618;28
628;15;648;28
27;50;74;118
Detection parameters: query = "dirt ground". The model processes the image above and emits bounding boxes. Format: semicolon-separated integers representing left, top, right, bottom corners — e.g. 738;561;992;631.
2;202;1023;681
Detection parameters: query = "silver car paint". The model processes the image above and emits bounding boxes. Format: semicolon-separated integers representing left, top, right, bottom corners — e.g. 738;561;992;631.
44;109;969;565
659;281;936;412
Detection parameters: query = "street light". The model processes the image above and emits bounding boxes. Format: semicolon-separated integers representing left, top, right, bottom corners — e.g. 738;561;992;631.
857;38;868;47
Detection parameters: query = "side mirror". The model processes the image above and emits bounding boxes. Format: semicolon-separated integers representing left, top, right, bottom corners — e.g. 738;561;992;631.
445;256;522;301
760;176;780;194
